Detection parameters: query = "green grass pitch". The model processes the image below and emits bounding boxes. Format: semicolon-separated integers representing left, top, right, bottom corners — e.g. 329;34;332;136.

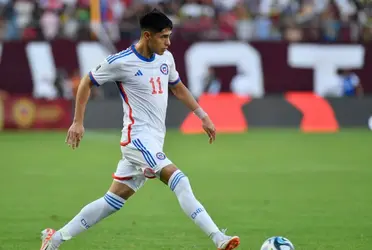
0;129;371;250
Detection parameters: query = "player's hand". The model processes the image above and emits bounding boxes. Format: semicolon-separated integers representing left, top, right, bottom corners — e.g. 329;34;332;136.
202;116;216;144
66;122;85;149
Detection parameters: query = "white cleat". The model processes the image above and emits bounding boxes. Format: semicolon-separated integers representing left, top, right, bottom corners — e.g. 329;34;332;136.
217;235;240;250
40;228;59;250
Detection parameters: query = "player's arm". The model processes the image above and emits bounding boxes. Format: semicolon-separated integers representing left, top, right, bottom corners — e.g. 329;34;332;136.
170;82;216;143
72;59;116;125
73;74;94;125
167;51;216;143
66;59;121;149
65;74;93;149
169;81;200;113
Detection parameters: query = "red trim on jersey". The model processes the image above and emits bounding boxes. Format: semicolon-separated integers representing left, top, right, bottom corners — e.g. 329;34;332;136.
117;83;134;146
112;173;133;180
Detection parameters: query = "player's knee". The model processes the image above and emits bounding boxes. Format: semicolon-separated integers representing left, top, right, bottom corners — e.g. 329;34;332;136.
109;180;136;200
159;164;179;184
168;170;191;194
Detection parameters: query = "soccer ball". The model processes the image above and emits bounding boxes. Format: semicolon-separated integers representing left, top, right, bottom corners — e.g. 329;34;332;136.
260;236;295;250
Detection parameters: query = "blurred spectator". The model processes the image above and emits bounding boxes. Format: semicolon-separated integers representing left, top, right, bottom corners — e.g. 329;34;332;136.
40;10;60;40
259;0;292;16
234;2;254;41
214;0;241;12
253;14;275;40
283;19;303;42
337;69;364;97
0;0;369;43
54;68;72;99
203;67;221;95
320;2;342;41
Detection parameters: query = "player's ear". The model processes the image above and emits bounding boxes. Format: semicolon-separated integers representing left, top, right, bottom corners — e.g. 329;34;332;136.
143;30;151;40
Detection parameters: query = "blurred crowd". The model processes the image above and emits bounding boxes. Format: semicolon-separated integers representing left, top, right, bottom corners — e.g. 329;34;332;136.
0;0;371;43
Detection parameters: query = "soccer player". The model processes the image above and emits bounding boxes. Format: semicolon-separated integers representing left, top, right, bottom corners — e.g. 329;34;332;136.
40;9;240;250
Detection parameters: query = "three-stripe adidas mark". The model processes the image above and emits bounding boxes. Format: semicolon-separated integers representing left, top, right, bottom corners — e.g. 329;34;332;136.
135;70;143;76
132;139;156;168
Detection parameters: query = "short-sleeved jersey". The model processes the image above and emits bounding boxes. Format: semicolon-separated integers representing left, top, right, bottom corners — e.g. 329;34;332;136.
89;44;181;145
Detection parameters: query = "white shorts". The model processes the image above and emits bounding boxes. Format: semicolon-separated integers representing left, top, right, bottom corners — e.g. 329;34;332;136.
112;136;173;192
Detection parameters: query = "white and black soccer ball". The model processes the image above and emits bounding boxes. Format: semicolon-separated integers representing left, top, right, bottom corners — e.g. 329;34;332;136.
260;236;295;250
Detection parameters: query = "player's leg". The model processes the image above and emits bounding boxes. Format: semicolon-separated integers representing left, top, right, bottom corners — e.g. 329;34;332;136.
40;181;134;250
40;158;145;250
128;137;239;249
158;164;240;250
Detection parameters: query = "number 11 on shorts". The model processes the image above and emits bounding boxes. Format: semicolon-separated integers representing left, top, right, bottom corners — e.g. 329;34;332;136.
150;77;163;94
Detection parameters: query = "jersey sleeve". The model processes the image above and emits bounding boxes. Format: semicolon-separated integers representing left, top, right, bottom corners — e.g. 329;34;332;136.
168;52;181;86
89;59;123;87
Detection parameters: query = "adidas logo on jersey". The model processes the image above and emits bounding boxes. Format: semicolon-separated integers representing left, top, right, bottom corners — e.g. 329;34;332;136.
135;70;143;76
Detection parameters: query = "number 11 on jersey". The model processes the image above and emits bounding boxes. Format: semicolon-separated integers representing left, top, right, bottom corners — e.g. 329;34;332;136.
150;77;163;94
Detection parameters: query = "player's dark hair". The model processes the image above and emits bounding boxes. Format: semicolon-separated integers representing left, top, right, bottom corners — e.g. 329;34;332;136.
139;8;173;33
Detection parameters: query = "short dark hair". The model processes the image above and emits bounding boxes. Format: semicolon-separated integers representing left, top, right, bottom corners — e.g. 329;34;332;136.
139;8;173;33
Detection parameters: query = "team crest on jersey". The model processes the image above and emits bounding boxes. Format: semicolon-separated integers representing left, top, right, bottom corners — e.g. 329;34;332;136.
156;152;166;160
160;63;169;75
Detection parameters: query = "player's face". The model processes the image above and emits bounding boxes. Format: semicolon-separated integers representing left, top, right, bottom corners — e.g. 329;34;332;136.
149;28;172;55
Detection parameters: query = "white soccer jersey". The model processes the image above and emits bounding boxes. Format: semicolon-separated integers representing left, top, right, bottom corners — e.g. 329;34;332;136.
89;44;181;145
